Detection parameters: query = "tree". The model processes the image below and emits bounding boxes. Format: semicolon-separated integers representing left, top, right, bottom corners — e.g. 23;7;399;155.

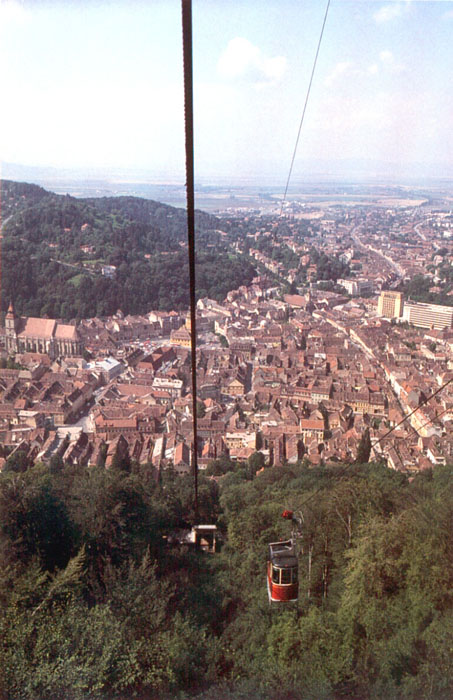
206;456;234;477
248;452;265;475
216;333;229;348
0;480;76;571
49;454;64;474
111;451;131;472
355;428;371;464
4;449;29;473
196;401;206;418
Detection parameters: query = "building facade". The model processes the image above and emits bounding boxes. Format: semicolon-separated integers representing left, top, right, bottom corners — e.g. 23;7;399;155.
4;303;83;358
402;301;453;330
378;291;403;318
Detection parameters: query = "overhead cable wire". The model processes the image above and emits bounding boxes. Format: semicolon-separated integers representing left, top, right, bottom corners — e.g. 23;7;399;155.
366;377;453;453
390;403;452;448
296;375;453;511
279;0;331;217
182;0;199;519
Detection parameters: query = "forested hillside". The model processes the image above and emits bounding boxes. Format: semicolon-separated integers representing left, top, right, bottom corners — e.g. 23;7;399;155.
1;458;453;699
0;180;256;318
1;180;50;218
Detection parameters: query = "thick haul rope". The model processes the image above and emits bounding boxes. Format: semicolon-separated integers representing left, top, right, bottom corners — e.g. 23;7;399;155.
182;0;198;519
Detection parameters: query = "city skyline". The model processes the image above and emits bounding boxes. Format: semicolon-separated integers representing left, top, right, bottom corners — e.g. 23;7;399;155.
0;0;453;182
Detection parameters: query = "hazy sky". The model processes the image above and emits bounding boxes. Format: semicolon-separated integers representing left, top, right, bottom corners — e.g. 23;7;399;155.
0;0;452;181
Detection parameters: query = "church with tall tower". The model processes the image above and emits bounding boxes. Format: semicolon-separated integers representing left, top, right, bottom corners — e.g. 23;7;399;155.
4;302;83;358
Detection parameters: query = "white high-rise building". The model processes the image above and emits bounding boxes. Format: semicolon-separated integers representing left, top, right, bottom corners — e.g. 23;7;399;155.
402;301;453;330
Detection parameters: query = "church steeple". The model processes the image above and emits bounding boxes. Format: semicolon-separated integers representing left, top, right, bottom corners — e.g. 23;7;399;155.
6;301;15;321
5;301;18;353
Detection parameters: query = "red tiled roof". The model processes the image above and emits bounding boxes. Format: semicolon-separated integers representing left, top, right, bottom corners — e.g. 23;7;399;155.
54;324;78;340
19;318;56;338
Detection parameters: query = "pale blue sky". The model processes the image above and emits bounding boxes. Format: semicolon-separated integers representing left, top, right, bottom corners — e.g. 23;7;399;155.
0;0;452;181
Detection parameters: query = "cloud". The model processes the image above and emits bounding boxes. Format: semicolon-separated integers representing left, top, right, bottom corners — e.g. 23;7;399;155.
324;49;405;91
379;49;405;73
217;38;287;85
324;61;353;87
0;0;30;25
373;3;403;24
379;50;394;64
324;58;381;90
443;9;453;20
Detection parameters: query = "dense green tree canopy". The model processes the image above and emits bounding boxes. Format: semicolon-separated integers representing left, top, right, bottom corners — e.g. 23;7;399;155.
1;459;453;699
0;180;256;319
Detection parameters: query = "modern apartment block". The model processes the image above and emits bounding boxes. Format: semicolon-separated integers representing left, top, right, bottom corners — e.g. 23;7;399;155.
402;301;453;330
377;291;403;318
337;278;374;296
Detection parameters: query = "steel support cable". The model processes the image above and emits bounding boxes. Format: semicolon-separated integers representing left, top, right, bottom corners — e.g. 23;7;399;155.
391;404;452;445
182;0;198;519
279;0;331;217
296;375;453;511
286;395;453;527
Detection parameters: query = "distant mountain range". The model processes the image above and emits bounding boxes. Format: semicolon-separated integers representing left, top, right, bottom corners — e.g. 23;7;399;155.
2;158;452;196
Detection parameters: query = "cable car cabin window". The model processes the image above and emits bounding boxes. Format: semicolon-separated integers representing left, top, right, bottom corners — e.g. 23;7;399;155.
281;568;292;585
271;564;298;586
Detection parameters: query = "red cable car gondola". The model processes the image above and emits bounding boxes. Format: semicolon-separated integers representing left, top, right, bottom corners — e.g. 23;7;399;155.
267;510;302;603
267;539;299;602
